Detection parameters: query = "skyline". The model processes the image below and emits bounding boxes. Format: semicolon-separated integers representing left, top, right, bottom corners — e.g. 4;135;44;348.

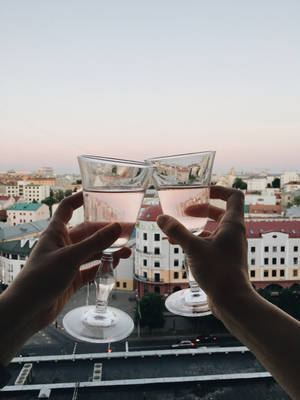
1;1;300;174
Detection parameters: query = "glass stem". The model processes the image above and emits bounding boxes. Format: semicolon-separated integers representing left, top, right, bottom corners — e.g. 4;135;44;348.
185;255;201;296
94;253;114;314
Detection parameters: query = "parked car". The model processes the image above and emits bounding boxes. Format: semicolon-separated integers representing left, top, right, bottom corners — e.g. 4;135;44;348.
171;340;195;348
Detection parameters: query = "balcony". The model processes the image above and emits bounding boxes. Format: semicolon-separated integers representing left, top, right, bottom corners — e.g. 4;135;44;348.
135;274;165;284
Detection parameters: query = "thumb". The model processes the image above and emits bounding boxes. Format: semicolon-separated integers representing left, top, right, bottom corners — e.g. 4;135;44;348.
67;223;122;265
157;214;197;252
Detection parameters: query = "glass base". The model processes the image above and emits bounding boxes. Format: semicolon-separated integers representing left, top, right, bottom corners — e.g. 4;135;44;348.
165;288;211;317
63;305;134;343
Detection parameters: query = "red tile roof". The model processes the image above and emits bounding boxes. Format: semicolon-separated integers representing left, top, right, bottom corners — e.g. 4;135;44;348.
139;205;300;238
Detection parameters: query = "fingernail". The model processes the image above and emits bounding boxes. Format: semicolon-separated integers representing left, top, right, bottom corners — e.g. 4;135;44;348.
157;214;168;228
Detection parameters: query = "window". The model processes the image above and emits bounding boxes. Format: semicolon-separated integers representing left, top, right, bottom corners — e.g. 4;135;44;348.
280;270;285;277
264;270;269;277
272;270;277;277
293;269;298;277
264;258;269;265
272;246;277;252
116;281;120;287
143;272;147;279
182;272;187;279
174;247;179;254
20;264;24;269
154;233;160;241
280;258;285;265
11;254;18;260
281;246;285;252
294;246;299;252
294;258;298;265
154;261;160;268
143;259;147;266
251;259;255;265
174;259;179;267
143;232;147;240
250;246;255;253
154;273;160;282
174;272;179;279
123;282;127;288
250;270;255;278
154;247;160;255
264;246;269;252
154;286;160;293
272;258;277;265
143;246;147;253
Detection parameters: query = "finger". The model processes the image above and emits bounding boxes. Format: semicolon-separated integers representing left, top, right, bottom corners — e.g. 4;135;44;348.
69;221;109;244
157;214;198;252
67;223;122;265
199;230;211;237
185;203;224;222
210;186;244;221
51;192;83;225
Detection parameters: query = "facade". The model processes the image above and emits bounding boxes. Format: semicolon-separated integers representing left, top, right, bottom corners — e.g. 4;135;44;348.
6;203;50;226
135;205;300;298
115;239;135;291
135;205;188;298
5;181;50;203
0;238;37;284
245;192;277;206
245;177;268;191
281;171;299;186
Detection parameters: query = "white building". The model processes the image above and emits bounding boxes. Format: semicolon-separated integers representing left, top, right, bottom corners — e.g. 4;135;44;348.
281;172;299;186
6;203;50;226
245;192;277;206
0;238;37;284
245;177;268;192
5;181;50;203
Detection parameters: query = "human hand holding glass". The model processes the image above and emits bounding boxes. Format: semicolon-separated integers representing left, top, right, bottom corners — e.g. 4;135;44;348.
147;151;215;317
63;156;153;342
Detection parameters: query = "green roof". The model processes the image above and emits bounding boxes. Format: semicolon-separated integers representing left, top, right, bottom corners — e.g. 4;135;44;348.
7;203;43;211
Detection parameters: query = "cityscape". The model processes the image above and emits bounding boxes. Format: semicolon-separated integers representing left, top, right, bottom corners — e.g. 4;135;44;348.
0;165;299;399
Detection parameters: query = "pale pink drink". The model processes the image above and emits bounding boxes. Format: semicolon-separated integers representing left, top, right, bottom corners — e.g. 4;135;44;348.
84;189;144;249
157;186;209;233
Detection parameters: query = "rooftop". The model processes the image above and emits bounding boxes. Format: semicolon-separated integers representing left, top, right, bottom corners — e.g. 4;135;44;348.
7;203;43;211
0;219;49;241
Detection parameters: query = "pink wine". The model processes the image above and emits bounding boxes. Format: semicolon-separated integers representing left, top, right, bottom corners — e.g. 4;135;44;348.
83;189;145;248
158;186;209;232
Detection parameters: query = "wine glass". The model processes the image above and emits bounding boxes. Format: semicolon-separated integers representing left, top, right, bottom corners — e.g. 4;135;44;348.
147;151;215;317
63;155;153;342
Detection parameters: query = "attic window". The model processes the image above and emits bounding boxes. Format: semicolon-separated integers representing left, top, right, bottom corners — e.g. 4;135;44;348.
281;229;285;232
250;229;254;234
146;214;151;219
292;229;296;234
260;229;264;233
272;235;277;238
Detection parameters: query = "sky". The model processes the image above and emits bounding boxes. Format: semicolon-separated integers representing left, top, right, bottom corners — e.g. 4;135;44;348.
0;0;300;174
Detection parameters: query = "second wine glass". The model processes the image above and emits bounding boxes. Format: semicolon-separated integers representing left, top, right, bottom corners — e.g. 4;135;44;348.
63;155;153;342
147;151;215;317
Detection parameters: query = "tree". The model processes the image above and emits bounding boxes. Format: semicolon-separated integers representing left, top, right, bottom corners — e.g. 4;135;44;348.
64;189;73;197
55;190;65;202
41;196;56;216
232;178;247;190
293;196;300;206
135;293;165;331
272;178;280;188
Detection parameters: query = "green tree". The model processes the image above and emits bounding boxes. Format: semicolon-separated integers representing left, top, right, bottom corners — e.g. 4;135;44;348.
64;189;73;197
135;293;165;331
272;178;280;188
41;196;56;217
55;190;65;202
293;196;300;206
232;178;247;190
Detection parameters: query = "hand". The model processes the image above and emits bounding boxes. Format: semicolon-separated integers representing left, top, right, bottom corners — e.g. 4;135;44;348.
0;192;131;364
157;186;252;315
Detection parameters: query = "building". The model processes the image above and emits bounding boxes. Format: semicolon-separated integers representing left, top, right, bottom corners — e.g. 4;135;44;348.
0;220;49;242
5;181;50;203
0;238;37;284
135;205;188;298
248;204;283;216
135;204;300;297
6;203;50;226
245;177;268;191
281;171;299;186
115;239;136;291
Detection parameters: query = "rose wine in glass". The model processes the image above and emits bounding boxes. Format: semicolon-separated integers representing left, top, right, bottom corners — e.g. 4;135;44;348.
63;156;153;342
147;151;215;317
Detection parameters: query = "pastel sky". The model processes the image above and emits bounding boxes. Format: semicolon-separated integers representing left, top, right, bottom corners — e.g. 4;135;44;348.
1;0;299;174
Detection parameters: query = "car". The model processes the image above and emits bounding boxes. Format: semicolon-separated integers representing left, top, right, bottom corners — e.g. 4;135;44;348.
171;340;195;348
194;335;217;345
